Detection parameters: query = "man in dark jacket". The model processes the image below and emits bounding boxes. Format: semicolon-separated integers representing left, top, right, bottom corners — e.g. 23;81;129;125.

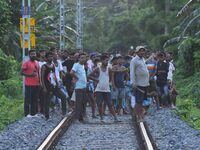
156;52;169;107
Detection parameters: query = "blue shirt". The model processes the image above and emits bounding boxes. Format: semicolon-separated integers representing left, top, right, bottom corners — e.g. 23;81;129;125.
114;72;125;88
72;63;87;89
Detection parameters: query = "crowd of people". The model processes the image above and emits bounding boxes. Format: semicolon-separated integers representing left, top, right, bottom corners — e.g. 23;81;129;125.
21;46;178;122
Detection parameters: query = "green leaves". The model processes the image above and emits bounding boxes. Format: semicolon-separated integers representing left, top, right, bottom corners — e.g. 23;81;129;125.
176;0;197;18
36;0;51;12
181;14;200;37
0;49;19;80
176;72;200;107
0;78;22;99
163;37;182;48
176;98;200;130
164;0;200;48
0;95;23;130
33;0;77;49
0;0;12;35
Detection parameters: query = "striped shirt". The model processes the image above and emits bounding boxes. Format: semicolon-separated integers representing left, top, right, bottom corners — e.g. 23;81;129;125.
146;59;157;80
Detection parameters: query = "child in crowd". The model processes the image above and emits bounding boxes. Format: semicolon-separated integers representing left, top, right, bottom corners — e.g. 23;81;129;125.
169;82;178;109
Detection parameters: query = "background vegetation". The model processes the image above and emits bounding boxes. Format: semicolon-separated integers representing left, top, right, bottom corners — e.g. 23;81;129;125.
0;0;199;130
0;49;23;130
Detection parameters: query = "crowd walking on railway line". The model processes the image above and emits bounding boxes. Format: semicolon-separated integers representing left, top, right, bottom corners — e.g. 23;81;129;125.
21;46;177;122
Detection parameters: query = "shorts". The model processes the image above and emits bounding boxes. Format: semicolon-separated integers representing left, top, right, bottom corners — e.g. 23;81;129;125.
96;92;112;108
86;81;95;93
148;80;157;93
156;84;168;96
112;88;126;99
135;86;147;104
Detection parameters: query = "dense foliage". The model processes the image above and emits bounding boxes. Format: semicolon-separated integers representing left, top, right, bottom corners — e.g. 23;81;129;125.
176;98;200;130
0;95;23;130
0;49;19;80
0;0;189;56
0;48;23;130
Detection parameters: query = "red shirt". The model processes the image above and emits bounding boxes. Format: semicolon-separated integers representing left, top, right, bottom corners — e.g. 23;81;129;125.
21;60;40;86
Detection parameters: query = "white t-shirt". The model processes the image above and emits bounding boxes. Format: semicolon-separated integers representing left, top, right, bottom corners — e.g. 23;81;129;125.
167;62;175;81
39;61;46;83
39;61;46;68
95;66;110;92
54;60;64;82
61;60;67;73
72;63;87;89
87;59;94;71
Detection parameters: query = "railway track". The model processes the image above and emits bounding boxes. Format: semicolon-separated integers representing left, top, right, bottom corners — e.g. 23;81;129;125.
37;111;75;150
37;108;157;150
132;112;157;150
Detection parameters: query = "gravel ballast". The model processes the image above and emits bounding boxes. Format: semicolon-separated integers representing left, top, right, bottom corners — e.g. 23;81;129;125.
145;106;200;150
1;106;200;150
0;111;64;150
56;113;138;150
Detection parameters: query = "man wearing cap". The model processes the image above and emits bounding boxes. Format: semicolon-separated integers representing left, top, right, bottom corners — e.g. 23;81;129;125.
130;46;149;122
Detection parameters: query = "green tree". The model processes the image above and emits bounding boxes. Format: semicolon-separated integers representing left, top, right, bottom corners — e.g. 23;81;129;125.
164;0;200;76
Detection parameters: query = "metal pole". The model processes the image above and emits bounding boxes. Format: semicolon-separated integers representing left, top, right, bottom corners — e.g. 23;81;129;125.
60;0;65;50
22;0;25;60
76;0;83;50
22;0;25;96
81;0;83;50
28;0;31;51
21;0;31;95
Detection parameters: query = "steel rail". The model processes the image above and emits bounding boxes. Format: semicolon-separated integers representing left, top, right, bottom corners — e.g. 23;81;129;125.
38;107;156;150
131;109;157;150
139;122;154;150
37;111;75;150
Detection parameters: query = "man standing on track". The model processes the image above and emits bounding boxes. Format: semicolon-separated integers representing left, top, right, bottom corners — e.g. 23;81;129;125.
86;54;98;118
40;51;55;120
38;49;46;115
156;52;169;107
21;50;40;117
88;55;119;123
146;52;159;109
130;46;149;122
70;53;87;122
112;56;129;115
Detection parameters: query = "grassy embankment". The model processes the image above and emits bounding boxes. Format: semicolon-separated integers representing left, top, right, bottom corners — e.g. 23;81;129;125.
0;77;23;130
176;72;200;130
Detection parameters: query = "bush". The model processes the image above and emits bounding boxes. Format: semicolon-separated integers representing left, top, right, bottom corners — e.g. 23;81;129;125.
176;72;200;107
176;98;200;130
0;49;23;130
0;49;19;80
175;71;200;130
177;38;200;77
0;95;23;130
0;77;22;99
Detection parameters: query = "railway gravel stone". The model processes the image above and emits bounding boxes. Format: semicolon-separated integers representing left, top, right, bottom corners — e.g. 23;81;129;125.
2;104;199;150
56;111;139;150
145;106;200;150
0;110;64;150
